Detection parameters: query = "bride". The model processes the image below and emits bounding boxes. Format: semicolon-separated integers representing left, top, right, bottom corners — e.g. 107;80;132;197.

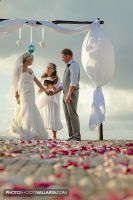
8;52;49;140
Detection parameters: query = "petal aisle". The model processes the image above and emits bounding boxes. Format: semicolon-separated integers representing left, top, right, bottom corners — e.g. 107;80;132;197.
0;139;133;200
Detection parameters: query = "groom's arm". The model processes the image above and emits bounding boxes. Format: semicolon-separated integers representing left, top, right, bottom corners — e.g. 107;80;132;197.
65;86;75;103
67;86;75;96
53;86;63;94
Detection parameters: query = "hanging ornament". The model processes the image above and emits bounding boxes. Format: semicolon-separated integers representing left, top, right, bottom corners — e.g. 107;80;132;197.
16;28;24;47
28;26;35;54
28;44;35;54
39;26;45;48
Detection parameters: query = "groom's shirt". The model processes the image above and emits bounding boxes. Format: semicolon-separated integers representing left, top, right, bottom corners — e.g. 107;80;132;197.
61;59;80;94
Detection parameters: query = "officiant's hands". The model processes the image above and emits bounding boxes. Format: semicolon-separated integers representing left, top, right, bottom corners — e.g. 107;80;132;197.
45;90;55;96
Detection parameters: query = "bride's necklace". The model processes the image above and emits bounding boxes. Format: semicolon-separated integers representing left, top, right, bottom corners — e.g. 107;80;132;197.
23;65;28;72
23;66;32;74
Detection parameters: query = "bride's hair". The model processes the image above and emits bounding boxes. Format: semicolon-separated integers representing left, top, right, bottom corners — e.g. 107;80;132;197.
41;63;58;80
11;52;34;97
23;52;33;64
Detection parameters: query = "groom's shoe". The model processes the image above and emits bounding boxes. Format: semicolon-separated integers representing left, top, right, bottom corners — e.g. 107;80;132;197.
74;137;81;141
66;137;74;141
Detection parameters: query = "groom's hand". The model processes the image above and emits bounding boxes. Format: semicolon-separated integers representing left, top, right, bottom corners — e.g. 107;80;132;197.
65;94;72;104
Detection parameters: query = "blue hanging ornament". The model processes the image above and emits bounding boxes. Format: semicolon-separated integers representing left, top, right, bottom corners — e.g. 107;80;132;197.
28;44;35;54
28;26;35;54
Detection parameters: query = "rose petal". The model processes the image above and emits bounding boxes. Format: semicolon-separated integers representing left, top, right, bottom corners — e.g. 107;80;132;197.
0;166;5;172
40;154;46;159
33;181;54;188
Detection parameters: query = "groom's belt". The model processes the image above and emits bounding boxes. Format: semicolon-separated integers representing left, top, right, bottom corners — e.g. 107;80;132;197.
63;86;79;94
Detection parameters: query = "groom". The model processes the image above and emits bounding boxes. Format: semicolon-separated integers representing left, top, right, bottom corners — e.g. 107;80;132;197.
51;48;81;141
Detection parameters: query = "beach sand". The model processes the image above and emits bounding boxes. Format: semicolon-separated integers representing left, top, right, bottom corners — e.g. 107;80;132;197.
0;139;133;200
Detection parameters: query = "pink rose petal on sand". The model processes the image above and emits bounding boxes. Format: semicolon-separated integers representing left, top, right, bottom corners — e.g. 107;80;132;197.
27;140;32;144
68;187;82;200
20;140;26;144
55;173;65;178
79;151;90;157
36;139;44;144
69;150;76;156
11;149;22;154
68;160;78;167
60;150;69;155
62;160;78;168
40;154;46;159
127;148;133;155
124;191;133;198
51;150;58;155
108;192;120;200
113;146;121;153
125;143;133;147
12;184;29;190
80;146;88;151
97;147;106;154
81;163;90;170
0;166;5;172
49;154;57;158
126;165;133;174
33;181;54;188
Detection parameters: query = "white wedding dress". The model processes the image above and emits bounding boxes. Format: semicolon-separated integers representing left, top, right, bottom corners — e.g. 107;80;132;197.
6;71;49;140
36;77;63;131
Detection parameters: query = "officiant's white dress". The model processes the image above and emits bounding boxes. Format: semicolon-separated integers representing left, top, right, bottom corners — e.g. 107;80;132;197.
9;71;49;140
37;77;63;131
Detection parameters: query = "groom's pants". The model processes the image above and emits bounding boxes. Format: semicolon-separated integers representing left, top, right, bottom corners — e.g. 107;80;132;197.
63;89;81;139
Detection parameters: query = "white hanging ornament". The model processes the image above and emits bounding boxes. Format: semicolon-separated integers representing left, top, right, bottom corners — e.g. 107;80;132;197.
16;28;24;47
39;26;45;48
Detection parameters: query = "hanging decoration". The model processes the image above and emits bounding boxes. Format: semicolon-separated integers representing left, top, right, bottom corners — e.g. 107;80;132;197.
28;26;35;54
16;28;24;47
39;26;45;48
81;20;115;131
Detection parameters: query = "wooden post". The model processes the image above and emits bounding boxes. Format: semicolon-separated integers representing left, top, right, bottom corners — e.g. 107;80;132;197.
99;123;103;140
0;18;104;25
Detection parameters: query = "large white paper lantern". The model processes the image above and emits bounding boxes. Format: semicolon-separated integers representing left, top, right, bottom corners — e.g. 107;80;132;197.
81;20;115;130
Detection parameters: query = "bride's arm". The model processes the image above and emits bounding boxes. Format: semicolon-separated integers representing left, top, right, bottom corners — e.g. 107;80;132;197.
15;91;20;104
34;76;51;95
34;76;46;92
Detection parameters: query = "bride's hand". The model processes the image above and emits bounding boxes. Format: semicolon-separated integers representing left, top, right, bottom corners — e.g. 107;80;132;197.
45;90;54;96
17;99;20;104
15;95;20;104
16;98;20;104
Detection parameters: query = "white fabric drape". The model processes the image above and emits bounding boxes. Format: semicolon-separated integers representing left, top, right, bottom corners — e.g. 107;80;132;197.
89;87;105;131
40;21;90;35
0;19;26;35
81;20;115;130
0;18;91;36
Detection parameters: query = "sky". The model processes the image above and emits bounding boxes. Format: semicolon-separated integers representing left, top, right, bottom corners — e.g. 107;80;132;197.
0;0;133;140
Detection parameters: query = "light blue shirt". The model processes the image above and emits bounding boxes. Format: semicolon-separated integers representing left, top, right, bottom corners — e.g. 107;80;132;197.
68;59;80;87
60;59;80;88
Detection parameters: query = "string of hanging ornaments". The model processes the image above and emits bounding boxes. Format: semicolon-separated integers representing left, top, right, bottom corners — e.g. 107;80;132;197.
16;26;45;54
